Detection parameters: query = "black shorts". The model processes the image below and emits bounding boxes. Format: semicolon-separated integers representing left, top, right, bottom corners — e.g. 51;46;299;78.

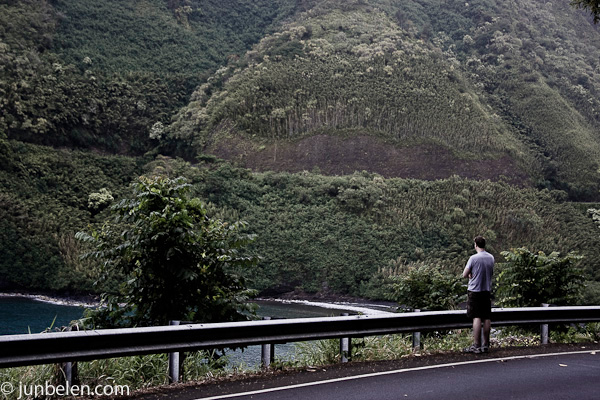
467;291;491;320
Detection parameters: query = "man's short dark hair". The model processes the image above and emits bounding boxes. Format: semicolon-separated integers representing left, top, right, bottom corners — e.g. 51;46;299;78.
474;236;486;249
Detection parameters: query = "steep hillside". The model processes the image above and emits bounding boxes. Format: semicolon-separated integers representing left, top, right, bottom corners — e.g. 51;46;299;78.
3;0;599;196
0;0;297;153
3;0;600;302
2;143;600;301
50;0;298;76
167;0;600;200
148;157;600;302
0;140;143;292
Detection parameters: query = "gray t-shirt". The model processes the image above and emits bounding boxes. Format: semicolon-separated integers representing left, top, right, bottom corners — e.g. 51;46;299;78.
466;251;495;292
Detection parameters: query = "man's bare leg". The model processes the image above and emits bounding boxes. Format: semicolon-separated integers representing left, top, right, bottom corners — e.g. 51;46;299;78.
483;319;491;348
472;317;482;347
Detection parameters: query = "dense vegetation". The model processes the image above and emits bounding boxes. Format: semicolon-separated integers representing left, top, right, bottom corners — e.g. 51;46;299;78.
3;143;600;304
77;176;258;327
381;247;588;311
0;0;298;153
495;248;585;307
143;157;600;303
0;140;143;292
51;0;299;76
2;0;600;306
572;0;600;23
168;0;600;200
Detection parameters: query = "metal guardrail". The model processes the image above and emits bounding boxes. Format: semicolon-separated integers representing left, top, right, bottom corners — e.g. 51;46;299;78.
1;306;600;369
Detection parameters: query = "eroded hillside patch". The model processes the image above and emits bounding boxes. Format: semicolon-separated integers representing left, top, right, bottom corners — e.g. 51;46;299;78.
212;134;530;185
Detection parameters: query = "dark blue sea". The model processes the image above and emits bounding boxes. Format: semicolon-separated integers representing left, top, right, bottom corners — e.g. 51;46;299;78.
0;296;394;367
0;296;86;335
0;296;393;336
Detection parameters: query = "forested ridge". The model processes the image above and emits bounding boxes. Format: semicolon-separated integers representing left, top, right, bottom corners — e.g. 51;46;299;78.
170;0;600;200
0;0;298;153
2;0;600;304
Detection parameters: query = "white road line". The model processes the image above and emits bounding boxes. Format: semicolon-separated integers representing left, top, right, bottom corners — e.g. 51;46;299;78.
195;350;597;400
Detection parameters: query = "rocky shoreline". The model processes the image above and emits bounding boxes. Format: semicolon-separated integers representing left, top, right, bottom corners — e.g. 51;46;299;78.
0;291;99;308
0;288;397;313
263;288;398;310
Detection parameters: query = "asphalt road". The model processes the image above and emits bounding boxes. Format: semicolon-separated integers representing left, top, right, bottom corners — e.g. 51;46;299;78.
131;345;600;400
194;351;599;400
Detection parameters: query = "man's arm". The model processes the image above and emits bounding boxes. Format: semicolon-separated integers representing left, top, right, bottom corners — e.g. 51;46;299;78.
462;259;471;279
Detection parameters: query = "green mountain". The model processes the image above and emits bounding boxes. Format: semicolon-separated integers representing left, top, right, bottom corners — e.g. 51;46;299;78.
2;0;600;303
169;0;600;200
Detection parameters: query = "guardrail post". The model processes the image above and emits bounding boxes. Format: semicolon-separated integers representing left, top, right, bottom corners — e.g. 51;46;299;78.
340;313;351;363
412;309;421;352
541;303;549;345
168;320;181;383
261;317;274;368
59;325;79;386
65;362;75;385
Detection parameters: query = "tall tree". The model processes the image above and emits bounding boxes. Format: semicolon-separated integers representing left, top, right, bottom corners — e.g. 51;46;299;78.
77;176;258;327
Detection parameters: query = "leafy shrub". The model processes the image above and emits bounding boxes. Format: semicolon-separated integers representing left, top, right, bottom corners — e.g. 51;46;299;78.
385;261;465;310
77;176;259;327
495;248;585;307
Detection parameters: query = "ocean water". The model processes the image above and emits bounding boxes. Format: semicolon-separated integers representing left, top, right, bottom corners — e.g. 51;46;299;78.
0;296;394;335
0;296;395;368
0;296;86;335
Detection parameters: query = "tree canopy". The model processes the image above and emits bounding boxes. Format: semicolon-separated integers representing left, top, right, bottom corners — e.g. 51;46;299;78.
76;175;258;327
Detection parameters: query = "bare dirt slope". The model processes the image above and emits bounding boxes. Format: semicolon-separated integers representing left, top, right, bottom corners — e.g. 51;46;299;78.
212;134;530;185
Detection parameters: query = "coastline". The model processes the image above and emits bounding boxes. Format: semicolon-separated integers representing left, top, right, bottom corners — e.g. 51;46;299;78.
0;291;396;315
255;297;397;315
0;292;99;308
257;289;398;315
0;287;397;315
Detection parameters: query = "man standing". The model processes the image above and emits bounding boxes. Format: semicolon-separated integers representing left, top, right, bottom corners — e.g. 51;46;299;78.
462;235;494;353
